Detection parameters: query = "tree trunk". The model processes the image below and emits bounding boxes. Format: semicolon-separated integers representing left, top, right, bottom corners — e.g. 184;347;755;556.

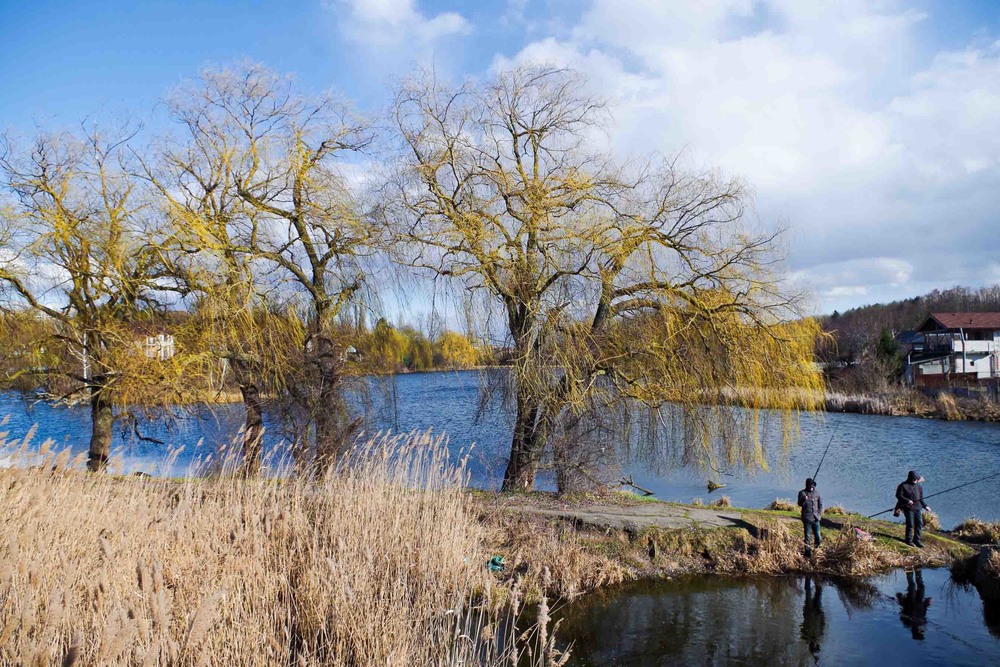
87;382;114;472
241;383;264;476
314;392;340;474
502;395;542;491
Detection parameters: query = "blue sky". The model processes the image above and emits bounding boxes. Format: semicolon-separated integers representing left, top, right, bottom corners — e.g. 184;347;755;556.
2;0;1000;316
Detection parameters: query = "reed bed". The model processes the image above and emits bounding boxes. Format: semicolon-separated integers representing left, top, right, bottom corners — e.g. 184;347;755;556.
0;428;556;666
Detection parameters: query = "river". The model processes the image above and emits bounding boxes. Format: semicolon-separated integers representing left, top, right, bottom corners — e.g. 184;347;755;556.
2;371;997;528
555;568;999;666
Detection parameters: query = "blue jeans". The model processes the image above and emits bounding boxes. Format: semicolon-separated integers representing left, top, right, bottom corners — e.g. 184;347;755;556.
904;509;922;544
803;519;821;549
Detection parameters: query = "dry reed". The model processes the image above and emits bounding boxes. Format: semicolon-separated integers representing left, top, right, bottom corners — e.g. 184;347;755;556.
954;518;1000;544
766;499;796;512
0;428;558;665
709;496;731;509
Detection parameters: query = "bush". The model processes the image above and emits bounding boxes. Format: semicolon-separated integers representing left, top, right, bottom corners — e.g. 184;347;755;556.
825;505;849;516
922;510;941;531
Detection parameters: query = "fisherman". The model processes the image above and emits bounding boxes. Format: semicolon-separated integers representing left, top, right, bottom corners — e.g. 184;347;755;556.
895;470;930;547
797;477;823;556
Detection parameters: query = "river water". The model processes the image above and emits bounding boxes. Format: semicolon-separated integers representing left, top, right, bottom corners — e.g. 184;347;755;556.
2;371;997;528
555;568;1000;666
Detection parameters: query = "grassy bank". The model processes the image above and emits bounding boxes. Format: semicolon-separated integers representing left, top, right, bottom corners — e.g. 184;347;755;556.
475;491;977;602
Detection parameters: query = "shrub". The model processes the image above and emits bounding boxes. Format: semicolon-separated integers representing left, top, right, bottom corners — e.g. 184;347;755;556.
709;495;732;509
922;510;941;531
825;505;849;516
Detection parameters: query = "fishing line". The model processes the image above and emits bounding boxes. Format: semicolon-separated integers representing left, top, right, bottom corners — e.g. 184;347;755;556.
812;421;839;482
867;470;1000;518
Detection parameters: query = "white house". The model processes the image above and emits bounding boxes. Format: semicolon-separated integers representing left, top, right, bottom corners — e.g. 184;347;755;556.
906;312;1000;388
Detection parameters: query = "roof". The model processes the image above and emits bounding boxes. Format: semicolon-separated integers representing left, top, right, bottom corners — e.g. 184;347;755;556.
918;312;1000;331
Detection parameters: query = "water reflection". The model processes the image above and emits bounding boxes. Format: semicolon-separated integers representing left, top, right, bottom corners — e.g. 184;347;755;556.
897;569;933;641
800;576;825;659
556;569;1000;666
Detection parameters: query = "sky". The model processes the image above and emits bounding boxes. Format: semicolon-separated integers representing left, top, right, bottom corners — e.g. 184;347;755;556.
2;0;999;316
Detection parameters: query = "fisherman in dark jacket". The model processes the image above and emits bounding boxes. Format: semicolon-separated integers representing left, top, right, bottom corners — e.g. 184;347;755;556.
797;477;822;555
895;470;930;548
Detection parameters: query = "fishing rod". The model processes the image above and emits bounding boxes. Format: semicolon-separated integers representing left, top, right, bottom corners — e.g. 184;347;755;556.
812;421;839;482
867;470;1000;519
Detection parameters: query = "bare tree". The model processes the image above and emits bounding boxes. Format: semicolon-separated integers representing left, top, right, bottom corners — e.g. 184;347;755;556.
387;66;822;492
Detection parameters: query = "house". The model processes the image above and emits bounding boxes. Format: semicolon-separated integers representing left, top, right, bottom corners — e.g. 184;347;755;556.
129;314;186;362
141;333;176;361
904;312;1000;389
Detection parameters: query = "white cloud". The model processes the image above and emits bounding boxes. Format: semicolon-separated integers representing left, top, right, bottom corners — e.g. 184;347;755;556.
333;0;470;50
491;0;1000;313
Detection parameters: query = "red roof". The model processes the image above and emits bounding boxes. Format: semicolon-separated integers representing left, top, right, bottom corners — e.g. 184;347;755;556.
925;312;1000;330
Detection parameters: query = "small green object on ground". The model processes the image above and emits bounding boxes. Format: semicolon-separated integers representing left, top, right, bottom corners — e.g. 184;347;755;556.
487;555;505;572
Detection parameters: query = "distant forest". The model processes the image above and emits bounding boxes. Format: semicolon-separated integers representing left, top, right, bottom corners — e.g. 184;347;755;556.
818;286;1000;388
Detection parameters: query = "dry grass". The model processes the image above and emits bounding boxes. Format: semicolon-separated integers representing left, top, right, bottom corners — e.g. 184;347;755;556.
478;510;633;601
935;393;963;420
824;391;894;415
0;429;556;666
954;518;1000;544
708;495;731;509
766;498;796;512
709;521;942;577
712;520;803;574
825;505;849;516
984;549;1000;579
922;510;941;531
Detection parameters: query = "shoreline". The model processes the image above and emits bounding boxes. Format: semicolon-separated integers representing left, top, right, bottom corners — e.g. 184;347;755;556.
824;388;1000;422
476;490;983;602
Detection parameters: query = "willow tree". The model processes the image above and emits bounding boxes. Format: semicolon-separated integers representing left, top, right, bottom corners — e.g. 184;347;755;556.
146;100;304;474
0;127;204;470
164;64;376;470
388;66;823;492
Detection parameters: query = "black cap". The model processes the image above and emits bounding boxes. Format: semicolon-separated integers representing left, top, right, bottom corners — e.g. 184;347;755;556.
907;470;919;483
806;477;815;489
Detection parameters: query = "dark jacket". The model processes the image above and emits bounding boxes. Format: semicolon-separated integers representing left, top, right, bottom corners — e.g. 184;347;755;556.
896;474;928;512
798;488;823;522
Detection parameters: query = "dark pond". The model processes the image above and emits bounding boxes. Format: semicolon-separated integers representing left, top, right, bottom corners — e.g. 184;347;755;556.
2;370;999;527
555;568;1000;666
